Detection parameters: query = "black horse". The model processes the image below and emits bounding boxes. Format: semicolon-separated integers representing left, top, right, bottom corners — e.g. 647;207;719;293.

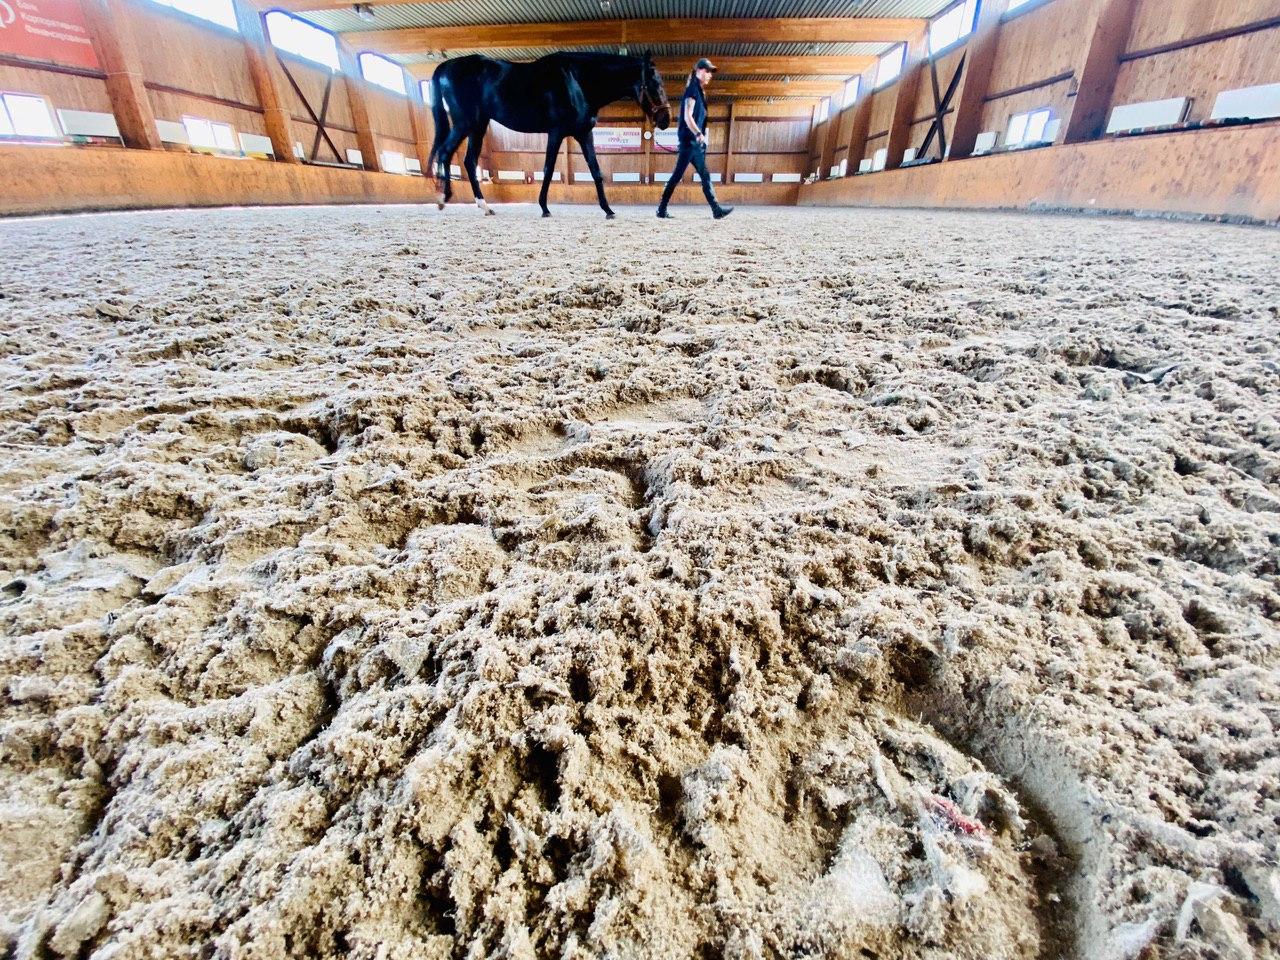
428;52;671;218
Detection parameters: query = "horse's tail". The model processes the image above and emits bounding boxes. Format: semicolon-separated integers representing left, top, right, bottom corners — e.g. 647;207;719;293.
427;67;449;180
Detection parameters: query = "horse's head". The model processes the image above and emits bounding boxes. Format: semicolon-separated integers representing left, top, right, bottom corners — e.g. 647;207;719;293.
638;52;671;129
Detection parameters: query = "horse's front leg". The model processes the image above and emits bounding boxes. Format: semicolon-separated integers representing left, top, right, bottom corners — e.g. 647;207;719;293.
463;129;494;216
539;132;564;218
576;134;615;219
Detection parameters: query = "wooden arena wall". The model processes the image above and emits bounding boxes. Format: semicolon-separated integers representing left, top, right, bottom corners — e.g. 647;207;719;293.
0;0;443;183
798;123;1280;222
0;0;1277;219
802;0;1279;222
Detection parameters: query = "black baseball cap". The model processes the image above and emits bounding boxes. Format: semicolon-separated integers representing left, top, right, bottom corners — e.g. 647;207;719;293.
695;58;718;73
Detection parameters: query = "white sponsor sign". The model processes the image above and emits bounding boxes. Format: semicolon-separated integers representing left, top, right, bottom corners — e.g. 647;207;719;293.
592;126;642;151
653;126;681;150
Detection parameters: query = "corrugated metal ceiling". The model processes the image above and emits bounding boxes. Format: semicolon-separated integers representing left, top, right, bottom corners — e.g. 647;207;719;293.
306;0;953;35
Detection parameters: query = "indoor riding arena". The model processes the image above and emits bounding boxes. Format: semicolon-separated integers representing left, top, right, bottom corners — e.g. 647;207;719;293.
1;1;1278;959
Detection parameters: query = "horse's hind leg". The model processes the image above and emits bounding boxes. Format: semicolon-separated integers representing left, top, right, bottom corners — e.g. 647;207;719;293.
539;133;563;218
436;126;468;208
463;131;494;216
577;134;615;219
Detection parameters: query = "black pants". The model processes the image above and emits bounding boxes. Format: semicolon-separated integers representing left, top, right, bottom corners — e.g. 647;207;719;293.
658;141;719;211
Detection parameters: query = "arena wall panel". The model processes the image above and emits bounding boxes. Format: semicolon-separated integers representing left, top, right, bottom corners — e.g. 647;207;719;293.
0;143;474;214
0;61;112;114
797;123;1280;224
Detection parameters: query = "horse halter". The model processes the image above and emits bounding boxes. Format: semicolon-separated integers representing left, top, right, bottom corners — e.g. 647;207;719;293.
638;63;669;121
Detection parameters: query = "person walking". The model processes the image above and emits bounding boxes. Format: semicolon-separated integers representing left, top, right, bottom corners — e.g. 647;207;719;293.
656;58;733;220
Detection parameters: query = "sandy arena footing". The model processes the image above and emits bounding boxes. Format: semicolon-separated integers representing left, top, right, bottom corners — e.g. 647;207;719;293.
0;204;1277;960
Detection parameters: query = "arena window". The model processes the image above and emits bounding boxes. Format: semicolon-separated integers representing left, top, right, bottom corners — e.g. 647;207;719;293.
0;93;61;139
929;0;979;54
148;0;238;32
816;97;830;123
265;11;340;71
875;45;905;88
182;115;239;153
843;76;860;109
1005;0;1043;13
359;53;406;95
1005;107;1052;147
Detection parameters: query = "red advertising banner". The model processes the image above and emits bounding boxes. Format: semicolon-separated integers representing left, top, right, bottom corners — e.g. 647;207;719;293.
0;0;100;70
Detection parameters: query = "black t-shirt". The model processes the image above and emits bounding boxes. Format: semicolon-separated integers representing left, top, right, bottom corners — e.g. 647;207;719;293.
678;77;707;145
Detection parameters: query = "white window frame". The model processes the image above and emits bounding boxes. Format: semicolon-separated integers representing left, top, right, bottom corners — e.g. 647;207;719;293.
816;97;830;124
1005;0;1044;15
147;0;238;32
0;92;62;140
182;114;240;153
843;76;860;110
1005;107;1053;147
265;10;340;72
359;52;407;96
929;0;980;55
875;44;905;89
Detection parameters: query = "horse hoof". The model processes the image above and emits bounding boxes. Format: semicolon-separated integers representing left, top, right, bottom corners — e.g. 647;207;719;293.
541;211;551;218
436;202;445;211
606;212;616;220
485;207;496;217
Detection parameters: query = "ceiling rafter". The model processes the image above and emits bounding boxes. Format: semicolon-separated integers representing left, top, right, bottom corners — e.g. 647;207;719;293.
404;55;876;80
339;17;927;57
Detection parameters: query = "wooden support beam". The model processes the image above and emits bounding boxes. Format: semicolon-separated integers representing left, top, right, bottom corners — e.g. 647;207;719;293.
344;18;928;57
643;118;654;184
337;41;382;172
696;79;845;99
947;0;1009;160
80;0;161;150
1060;0;1139;144
409;55;878;82
884;28;929;169
408;56;878;85
806;105;823;178
652;55;878;78
723;101;737;184
407;73;434;178
845;63;879;170
233;0;300;163
817;118;834;178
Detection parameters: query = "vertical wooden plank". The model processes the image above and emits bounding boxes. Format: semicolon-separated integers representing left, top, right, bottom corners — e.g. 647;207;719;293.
885;28;929;169
948;0;1010;159
337;40;382;172
806;104;822;177
562;137;572;183
80;0;161;150
723;100;737;183
845;64;878;171
407;73;433;178
1061;0;1140;144
233;0;300;164
643;117;654;183
819;100;840;177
